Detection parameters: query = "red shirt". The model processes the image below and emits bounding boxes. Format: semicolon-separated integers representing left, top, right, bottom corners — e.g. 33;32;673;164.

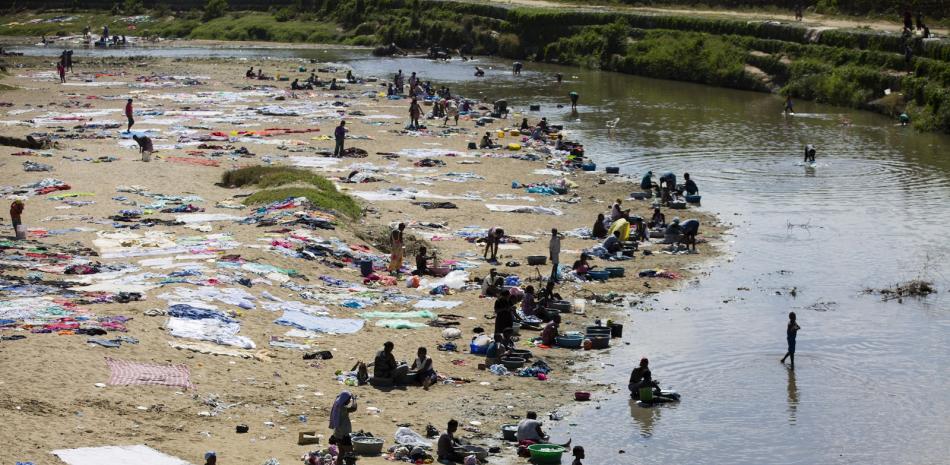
10;201;24;219
125;102;133;118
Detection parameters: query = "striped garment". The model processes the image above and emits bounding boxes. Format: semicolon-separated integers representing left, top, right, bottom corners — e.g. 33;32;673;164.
105;357;194;390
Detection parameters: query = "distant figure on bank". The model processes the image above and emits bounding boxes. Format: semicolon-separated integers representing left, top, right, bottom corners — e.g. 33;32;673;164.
899;113;910;126
125;98;134;132
549;228;562;282
474;66;484;77
569;91;579;111
556;73;563;83
388;222;406;274
784;95;794;115
794;3;803;21
780;312;800;368
513;62;523;75
334;120;346;157
57;62;66;83
10;199;24;233
803;144;816;163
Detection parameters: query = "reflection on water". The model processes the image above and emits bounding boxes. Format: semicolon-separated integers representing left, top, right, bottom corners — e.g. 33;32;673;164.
629;399;662;437
786;366;798;425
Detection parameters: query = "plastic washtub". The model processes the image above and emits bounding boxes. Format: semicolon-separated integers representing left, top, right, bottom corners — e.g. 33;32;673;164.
685;194;702;203
555;334;583;348
502;424;519;441
352;437;384;456
527;444;567;464
470;342;489;355
581;163;596;171
588;270;610;281
605;267;625;278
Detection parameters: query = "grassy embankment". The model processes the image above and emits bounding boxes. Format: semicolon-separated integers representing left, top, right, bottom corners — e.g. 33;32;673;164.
221;166;362;219
2;1;948;132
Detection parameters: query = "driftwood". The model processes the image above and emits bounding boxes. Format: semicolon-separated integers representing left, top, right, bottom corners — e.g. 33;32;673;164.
863;280;936;302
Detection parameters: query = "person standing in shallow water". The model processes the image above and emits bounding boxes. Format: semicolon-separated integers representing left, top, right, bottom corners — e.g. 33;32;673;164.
780;312;800;368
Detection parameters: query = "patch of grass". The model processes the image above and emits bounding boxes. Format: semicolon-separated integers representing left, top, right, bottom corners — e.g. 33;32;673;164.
0;83;15;91
243;187;362;219
223;166;361;218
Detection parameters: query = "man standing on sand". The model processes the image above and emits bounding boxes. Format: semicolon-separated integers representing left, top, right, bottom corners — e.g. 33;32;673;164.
125;98;134;132
10;199;24;235
334;120;346;157
56;62;66;83
549;228;561;283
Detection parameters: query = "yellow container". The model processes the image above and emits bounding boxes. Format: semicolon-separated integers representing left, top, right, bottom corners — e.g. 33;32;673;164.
509;130;520;136
507;143;521;151
496;130;505;138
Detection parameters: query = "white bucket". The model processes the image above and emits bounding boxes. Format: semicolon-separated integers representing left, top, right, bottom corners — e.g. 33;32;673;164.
573;298;586;315
14;225;27;240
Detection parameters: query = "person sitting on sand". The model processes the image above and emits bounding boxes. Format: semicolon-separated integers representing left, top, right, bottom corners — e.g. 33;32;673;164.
649;207;666;229
516;411;547;443
572;253;594;278
603;230;622;255
521;285;537;317
257;68;264;79
291;78;301;90
630;216;648;242
486;330;513;366
437;419;464;464
479;132;499;149
372;341;409;385
409;346;437;390
538;117;549;132
541;314;560;346
610;199;626;222
520;118;530;131
481;268;503;298
629;358;659;399
531;125;546;141
413;246;433;276
537;280;562;308
483;227;504;262
592;213;608;239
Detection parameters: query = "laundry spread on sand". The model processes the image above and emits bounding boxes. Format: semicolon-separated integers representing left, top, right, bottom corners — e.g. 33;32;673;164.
52;445;193;465
485;204;563;215
273;310;364;334
104;357;194;389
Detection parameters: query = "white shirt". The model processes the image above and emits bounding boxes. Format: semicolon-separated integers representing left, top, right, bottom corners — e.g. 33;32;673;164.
549;236;561;262
516;419;543;442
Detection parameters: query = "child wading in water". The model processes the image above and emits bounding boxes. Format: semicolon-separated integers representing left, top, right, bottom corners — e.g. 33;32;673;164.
572;446;585;465
780;312;800;368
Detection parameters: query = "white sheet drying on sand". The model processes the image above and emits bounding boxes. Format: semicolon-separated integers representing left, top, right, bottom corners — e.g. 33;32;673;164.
351;189;477;201
413;299;462;309
166;316;256;349
290;156;342;168
174;213;242;224
274;310;364;334
52;445;193;465
485;204;563;215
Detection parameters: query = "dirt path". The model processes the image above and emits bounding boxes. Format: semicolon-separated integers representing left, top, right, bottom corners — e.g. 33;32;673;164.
445;0;949;36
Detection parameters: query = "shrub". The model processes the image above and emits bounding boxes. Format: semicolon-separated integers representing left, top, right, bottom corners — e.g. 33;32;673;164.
203;0;228;22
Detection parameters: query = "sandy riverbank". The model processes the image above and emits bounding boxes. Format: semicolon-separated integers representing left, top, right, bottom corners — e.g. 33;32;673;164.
0;53;723;465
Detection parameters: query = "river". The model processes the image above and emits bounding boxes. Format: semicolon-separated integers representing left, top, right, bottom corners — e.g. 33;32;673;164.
11;44;950;464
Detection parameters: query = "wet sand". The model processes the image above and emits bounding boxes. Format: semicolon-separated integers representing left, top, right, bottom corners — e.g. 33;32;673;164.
0;53;723;465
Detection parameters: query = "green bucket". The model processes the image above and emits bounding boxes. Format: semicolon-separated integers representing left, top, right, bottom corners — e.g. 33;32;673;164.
638;387;654;402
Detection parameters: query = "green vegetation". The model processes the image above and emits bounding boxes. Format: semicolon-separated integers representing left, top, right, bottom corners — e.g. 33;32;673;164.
222;166;361;218
2;1;948;132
